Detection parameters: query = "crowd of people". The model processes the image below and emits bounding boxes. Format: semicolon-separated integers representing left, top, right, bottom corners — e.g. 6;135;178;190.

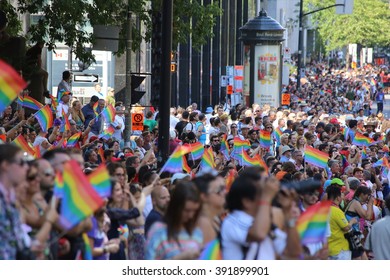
1;62;390;260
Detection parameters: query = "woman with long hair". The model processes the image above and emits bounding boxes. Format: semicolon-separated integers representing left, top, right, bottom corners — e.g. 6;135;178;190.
145;180;203;260
193;173;226;245
69;100;85;130
296;136;306;153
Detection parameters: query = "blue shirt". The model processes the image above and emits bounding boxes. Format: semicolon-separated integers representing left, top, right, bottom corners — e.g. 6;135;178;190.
144;209;163;237
82;103;102;135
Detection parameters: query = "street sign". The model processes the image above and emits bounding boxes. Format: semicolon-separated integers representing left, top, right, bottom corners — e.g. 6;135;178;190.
281;93;290;106
132;113;144;131
73;74;99;83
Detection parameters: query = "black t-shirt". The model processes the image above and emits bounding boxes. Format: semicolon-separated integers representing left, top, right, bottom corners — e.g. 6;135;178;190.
175;120;188;138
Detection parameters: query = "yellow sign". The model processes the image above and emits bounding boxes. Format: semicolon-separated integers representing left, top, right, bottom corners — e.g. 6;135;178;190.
132;113;144;131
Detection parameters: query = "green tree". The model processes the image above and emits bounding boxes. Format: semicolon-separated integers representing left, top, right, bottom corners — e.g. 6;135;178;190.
3;0;221;64
304;0;390;53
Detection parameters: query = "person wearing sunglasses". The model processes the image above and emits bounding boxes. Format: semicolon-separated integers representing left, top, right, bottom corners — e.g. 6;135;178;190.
192;173;226;246
0;144;31;259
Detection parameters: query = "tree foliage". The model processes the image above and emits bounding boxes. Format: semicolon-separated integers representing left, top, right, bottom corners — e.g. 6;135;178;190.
304;0;390;53
3;0;221;64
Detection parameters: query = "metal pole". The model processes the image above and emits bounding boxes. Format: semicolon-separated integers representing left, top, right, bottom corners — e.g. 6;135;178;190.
158;0;173;164
124;4;132;147
297;0;303;91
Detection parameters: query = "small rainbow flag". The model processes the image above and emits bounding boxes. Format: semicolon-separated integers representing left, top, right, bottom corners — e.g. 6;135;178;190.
259;156;269;174
81;233;93;260
12;134;35;156
342;127;349;141
182;156;191;173
304;146;329;169
88;165;111;198
49;94;58;111
16;94;24;106
259;130;271;149
186;142;204;161
53;172;64;198
98;146;105;163
199;239;222;260
60;109;71;132
231;137;251;161
160;145;192;173
352;132;373;147
59;160;104;230
22;96;44;111
34;105;54;132
361;146;368;159
241;150;261;167
0;60;27;114
32;145;41;159
220;134;230;161
200;147;216;170
66;132;82;147
297;201;331;245
225;169;236;193
100;104;116;123
273;127;283;144
98;126;115;140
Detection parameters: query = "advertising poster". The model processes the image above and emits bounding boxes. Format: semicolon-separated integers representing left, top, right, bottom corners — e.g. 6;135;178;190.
254;45;281;108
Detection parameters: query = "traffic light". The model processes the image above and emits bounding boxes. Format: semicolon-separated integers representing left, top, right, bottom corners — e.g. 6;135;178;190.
151;9;162;107
131;75;146;104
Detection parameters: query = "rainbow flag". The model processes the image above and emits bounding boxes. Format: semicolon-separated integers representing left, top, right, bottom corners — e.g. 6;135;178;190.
0;60;27;114
32;145;41;159
16;94;24;106
60;109;71;132
160;145;192;173
53;172;64;198
49;94;58;111
342;127;349;141
98;146;105;163
88;165;111;198
93;101;99;114
199;239;222;260
273;127;283;144
182;156;191;173
259;130;271;149
241;150;261;167
373;159;384;168
370;78;377;86
200;147;216;170
22;96;44;111
34;105;54;132
231;137;250;161
59;160;104;230
100;104;116;123
98;126;115;140
225;169;236;193
66;132;82;147
259;156;269;174
361;146;368;159
297;201;332;245
352;132;373;147
304;146;329;169
186;142;204;161
81;233;93;260
12;134;35;156
220;134;230;160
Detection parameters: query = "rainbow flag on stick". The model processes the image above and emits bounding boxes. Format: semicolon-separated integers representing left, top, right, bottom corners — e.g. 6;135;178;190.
12;134;35;156
0;60;27;113
81;233;93;260
259;130;271;149
273;127;283;145
182;156;191;173
60;109;71;132
241;150;261;167
225;169;236;193
34;105;54;132
98;146;105;163
53;172;64;199
304;146;329;169
22;96;44;111
32;145;41;159
59;160;104;230
199;239;222;260
49;95;58;111
220;134;230;160
100;104;116;123
98;126;115;140
88;165;111;198
200;147;216;170
160;145;192;173
185;142;204;161
297;201;332;245
66;132;82;147
352;132;373;147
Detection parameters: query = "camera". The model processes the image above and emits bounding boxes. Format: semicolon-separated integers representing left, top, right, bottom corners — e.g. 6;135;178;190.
282;178;322;194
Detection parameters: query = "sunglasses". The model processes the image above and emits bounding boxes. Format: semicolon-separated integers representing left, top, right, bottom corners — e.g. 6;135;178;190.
27;174;39;181
44;170;55;177
10;158;29;167
208;185;225;195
